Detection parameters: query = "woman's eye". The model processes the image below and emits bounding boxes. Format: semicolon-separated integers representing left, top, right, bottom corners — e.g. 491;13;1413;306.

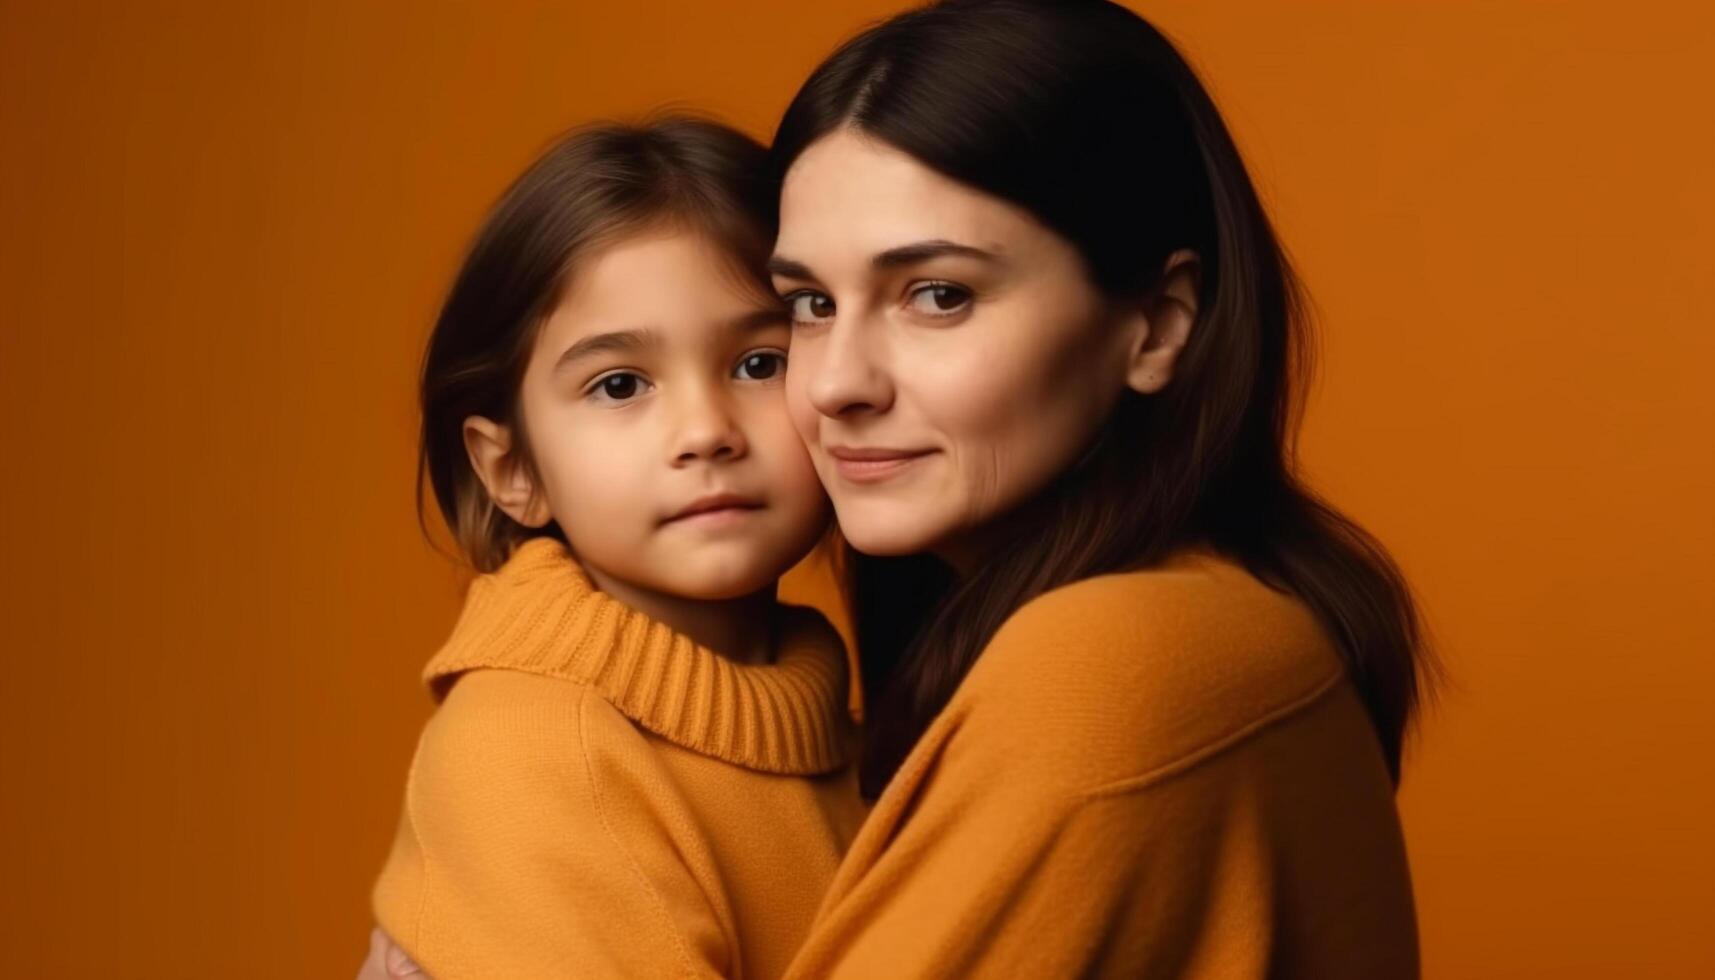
735;351;787;381
786;291;836;324
589;372;649;402
906;282;972;316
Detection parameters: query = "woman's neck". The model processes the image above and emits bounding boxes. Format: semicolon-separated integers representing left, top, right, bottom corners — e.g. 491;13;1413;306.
933;514;1022;579
580;563;779;666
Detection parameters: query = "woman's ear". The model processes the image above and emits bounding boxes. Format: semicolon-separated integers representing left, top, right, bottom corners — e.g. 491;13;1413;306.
1122;249;1200;395
462;415;552;528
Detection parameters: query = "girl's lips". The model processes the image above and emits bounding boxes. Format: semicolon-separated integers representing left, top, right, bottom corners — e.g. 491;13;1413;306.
826;447;936;484
663;493;764;526
667;505;762;528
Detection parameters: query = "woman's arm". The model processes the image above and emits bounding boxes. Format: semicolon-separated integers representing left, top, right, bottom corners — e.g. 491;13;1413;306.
785;574;1417;978
789;686;1415;978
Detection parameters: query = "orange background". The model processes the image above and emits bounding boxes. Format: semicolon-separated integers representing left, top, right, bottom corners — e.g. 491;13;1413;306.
2;1;1711;976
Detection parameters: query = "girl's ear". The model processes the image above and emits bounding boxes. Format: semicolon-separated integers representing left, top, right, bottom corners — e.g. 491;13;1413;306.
462;416;552;528
1121;249;1201;395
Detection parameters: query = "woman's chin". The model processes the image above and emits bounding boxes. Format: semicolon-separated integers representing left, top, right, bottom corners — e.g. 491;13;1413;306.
832;509;949;559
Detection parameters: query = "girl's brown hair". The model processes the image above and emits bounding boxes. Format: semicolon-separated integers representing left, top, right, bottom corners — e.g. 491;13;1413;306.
418;117;777;571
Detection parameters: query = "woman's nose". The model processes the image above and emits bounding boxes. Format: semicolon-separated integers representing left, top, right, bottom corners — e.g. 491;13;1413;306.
804;319;894;419
669;385;748;465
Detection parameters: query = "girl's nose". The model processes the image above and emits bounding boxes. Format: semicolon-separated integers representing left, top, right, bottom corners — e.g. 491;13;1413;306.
670;387;749;465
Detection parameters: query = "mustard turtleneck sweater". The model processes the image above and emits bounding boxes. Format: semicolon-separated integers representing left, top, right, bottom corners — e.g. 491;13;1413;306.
778;545;1418;978
371;538;866;979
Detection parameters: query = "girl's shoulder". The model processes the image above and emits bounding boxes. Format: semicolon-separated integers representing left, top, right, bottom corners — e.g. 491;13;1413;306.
946;546;1352;787
405;669;610;827
418;667;631;771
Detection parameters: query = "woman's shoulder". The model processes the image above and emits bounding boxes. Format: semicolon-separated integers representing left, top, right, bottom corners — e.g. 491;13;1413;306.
951;546;1349;786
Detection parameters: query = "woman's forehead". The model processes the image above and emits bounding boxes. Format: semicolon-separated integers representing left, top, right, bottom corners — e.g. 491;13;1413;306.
775;130;1042;269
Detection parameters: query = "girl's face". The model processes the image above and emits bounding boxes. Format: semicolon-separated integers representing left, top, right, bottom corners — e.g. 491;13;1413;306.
471;226;829;600
772;129;1186;564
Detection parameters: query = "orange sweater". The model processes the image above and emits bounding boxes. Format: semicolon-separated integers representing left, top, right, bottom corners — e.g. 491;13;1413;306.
371;538;866;979
782;546;1419;978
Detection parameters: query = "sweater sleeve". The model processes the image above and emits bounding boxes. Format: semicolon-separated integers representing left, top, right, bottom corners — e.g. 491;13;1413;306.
371;669;732;980
783;571;1417;979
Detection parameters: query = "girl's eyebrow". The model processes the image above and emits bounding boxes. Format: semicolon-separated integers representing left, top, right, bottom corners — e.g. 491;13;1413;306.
552;310;785;375
553;328;657;374
728;307;792;333
769;239;1004;281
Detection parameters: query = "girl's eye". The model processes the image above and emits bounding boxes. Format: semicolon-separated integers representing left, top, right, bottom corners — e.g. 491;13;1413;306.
786;291;836;324
589;372;649;402
906;282;972;316
735;351;787;381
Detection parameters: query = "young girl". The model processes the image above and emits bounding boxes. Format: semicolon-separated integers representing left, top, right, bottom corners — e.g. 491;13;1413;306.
360;118;865;979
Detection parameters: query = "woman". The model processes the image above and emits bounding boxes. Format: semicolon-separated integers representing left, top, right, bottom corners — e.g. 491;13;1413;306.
760;2;1426;976
372;1;1429;976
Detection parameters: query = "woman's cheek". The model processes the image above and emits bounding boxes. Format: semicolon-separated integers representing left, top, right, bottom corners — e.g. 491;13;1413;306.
922;334;1099;522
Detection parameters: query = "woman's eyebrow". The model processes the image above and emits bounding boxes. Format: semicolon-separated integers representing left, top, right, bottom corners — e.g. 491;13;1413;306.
767;255;816;281
553;328;656;373
769;240;1003;282
872;239;1003;269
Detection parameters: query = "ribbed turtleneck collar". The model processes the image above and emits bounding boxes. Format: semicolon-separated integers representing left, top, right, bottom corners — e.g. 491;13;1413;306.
422;537;855;776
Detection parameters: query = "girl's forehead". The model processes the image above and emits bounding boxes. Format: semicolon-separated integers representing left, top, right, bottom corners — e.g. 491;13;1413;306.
563;232;760;316
535;230;783;367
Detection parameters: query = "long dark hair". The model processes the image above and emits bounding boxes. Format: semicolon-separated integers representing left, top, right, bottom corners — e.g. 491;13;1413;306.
770;0;1436;798
418;117;777;571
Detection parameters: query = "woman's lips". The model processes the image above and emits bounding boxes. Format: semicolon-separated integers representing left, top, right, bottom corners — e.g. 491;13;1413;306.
825;446;936;484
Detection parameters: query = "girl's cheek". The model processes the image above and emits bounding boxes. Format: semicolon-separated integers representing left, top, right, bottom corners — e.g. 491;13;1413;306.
756;405;818;470
783;375;820;444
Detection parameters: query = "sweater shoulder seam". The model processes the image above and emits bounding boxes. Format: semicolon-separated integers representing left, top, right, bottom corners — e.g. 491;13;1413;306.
577;685;716;978
1079;667;1347;800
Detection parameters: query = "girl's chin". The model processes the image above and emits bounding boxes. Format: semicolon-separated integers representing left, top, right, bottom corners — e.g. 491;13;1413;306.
664;571;778;602
654;549;795;601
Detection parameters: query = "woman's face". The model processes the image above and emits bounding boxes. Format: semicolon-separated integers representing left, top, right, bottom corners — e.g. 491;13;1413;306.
771;129;1149;563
